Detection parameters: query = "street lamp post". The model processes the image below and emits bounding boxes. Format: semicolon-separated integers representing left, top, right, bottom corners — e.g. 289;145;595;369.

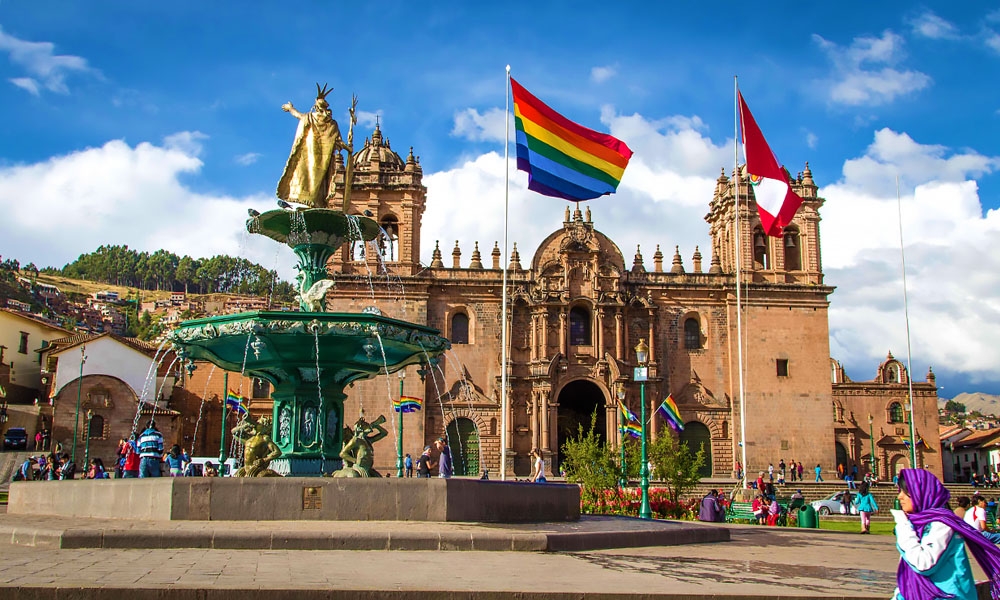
868;414;877;477
84;409;93;474
396;370;405;478
634;338;651;520
616;383;627;489
72;346;87;464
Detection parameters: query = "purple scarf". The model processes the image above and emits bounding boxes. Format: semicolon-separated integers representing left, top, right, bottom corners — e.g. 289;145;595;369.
896;468;1000;600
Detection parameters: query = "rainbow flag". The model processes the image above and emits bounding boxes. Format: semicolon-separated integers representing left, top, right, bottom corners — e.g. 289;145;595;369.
617;399;638;424
225;391;248;415
511;78;633;201
620;421;642;440
656;394;684;432
392;396;422;413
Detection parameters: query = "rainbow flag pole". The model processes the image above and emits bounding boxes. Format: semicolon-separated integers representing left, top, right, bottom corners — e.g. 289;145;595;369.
655;394;685;432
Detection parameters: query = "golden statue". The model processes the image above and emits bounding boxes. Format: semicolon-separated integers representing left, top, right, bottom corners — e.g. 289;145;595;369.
277;83;358;209
331;414;387;477
232;415;282;477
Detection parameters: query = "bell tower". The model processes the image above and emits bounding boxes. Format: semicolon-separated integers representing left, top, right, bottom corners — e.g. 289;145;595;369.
330;123;427;276
705;162;824;284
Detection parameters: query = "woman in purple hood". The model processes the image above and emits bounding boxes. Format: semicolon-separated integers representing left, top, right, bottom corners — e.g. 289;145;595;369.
892;468;1000;599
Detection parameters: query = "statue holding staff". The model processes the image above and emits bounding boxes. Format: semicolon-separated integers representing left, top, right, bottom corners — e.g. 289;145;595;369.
277;84;358;209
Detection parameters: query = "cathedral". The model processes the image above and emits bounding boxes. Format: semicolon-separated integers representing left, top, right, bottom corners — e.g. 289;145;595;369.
222;124;942;480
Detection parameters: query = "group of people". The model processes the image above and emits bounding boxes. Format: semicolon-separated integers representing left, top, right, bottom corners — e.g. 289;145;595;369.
114;420;215;478
12;453;106;480
969;471;1000;488
402;437;453;478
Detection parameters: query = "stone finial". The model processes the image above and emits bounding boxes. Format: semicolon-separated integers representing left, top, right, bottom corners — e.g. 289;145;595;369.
670;245;685;274
430;241;444;268
653;245;664;272
564;206;571;222
491;242;501;269
470;242;484;269
573;205;583;222
509;242;523;270
886;350;894;360
405;147;416;172
335;151;345;168
585;205;592;223
692;245;703;273
632;245;645;272
802;162;814;185
708;246;723;274
452;240;462;269
927;366;936;385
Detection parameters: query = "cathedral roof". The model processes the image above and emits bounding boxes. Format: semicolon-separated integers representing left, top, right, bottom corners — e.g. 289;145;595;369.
352;123;405;170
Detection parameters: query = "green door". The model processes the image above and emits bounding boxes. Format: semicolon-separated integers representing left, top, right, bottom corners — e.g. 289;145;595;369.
446;418;480;477
678;421;713;477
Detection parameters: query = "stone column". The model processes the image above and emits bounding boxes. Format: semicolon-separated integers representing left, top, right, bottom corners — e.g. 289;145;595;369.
530;314;538;362
547;399;558;453
530;391;540;451
615;310;623;361
541;309;549;361
540;390;550;452
559;309;568;357
596;308;604;355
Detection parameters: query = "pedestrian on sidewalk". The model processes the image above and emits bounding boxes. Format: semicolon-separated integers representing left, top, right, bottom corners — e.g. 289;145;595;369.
892;468;1000;600
815;464;824;482
416;446;432;478
856;481;878;534
404;453;413;477
138;420;164;478
122;434;140;478
434;437;453;479
797;462;804;481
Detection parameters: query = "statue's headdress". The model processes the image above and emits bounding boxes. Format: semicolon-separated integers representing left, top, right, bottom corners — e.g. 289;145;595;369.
315;83;332;107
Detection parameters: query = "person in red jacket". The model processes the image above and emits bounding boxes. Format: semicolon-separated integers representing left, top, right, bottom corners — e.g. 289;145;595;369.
122;434;140;478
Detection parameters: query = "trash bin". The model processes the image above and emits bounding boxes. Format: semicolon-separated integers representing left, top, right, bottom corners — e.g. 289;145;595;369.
894;498;902;511
798;504;819;528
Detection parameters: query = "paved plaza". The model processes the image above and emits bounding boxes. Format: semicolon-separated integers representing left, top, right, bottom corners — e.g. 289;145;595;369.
0;520;929;599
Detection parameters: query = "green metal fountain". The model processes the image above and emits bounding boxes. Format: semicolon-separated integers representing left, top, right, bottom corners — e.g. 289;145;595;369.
167;86;451;476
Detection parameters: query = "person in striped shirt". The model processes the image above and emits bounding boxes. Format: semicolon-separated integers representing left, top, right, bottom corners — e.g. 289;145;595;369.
138;421;164;478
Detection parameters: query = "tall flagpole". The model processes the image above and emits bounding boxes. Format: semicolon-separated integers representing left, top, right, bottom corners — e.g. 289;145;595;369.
734;76;748;488
897;176;918;467
500;65;511;480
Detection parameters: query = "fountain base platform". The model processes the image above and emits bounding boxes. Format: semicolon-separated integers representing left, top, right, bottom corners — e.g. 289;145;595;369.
8;478;580;523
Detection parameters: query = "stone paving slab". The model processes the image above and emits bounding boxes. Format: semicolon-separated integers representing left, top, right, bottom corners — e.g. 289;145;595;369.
0;513;728;552
0;526;911;599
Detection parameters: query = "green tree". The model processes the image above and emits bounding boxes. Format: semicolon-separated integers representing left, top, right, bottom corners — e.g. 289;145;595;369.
945;400;966;414
647;432;705;503
561;411;620;513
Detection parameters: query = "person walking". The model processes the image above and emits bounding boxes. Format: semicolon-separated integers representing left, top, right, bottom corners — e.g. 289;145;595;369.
404;453;413;477
122;435;140;478
138;420;164;478
416;446;433;478
434;437;453;478
856;481;879;534
815;464;824;482
892;468;1000;600
797;462;804;481
789;460;797;483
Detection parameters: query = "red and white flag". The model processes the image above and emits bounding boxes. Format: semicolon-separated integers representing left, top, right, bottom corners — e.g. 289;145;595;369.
738;91;802;237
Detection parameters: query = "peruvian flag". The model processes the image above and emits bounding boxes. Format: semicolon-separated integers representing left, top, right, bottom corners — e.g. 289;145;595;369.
738;91;803;237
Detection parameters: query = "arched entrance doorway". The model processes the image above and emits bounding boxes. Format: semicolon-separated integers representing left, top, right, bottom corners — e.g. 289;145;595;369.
446;417;480;477
679;421;712;477
891;454;909;477
556;379;606;474
835;442;848;478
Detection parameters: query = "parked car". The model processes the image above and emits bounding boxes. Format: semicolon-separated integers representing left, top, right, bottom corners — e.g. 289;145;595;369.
186;457;238;477
3;427;28;451
810;491;860;516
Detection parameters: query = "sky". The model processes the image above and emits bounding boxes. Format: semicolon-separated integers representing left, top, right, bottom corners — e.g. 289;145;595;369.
1;2;999;399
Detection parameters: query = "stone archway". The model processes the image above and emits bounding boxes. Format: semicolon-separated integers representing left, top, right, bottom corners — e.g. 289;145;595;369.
835;441;849;478
446;417;480;477
679;421;713;477
891;453;910;476
555;379;607;475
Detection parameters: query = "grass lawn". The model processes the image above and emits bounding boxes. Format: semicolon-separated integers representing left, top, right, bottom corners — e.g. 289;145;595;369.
818;520;894;535
0;491;7;504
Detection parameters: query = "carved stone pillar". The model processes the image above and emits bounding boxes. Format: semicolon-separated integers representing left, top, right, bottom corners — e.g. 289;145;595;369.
547;399;558;453
530;314;538;362
615;310;623;361
559;308;568;357
530;391;540;450
596;308;604;355
647;308;656;363
540;390;550;452
541;309;549;360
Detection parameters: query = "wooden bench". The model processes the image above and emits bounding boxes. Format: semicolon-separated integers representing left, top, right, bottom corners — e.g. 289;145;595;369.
726;500;793;525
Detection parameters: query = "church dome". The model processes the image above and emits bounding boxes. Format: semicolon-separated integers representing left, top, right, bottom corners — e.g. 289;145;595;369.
352;123;405;170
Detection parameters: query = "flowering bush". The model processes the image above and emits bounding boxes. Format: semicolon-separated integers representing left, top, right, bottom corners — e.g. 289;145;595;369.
581;487;700;519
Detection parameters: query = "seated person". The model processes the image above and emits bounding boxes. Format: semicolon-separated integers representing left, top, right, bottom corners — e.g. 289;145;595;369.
751;495;766;525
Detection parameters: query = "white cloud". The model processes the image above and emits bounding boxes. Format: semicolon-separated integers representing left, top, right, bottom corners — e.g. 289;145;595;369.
234;152;262;166
813;31;931;106
805;131;818;149
356;110;381;130
0;137;292;278
821;130;1000;383
164;131;208;157
986;30;1000;53
908;11;960;39
0;26;97;94
450;107;508;143
590;64;617;84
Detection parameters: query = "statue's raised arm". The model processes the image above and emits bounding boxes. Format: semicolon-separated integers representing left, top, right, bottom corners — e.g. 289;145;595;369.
276;83;349;208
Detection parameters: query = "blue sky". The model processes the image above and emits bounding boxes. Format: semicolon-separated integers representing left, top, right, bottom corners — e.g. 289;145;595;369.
1;2;999;399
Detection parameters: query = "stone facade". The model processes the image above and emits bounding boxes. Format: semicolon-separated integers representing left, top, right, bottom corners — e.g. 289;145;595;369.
306;126;941;479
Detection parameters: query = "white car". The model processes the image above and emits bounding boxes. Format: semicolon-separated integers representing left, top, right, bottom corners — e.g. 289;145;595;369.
187;457;238;477
810;491;860;516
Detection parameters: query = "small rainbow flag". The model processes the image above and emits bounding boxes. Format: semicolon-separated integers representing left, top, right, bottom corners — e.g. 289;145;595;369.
511;78;633;201
617;399;638;425
392;396;422;413
620;421;642;440
226;391;248;415
656;394;684;432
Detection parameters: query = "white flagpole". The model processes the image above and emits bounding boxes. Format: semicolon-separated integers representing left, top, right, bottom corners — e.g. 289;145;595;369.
500;65;511;480
897;175;918;467
734;76;748;488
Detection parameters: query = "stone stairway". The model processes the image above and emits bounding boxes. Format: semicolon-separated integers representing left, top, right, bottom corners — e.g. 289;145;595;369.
679;479;986;508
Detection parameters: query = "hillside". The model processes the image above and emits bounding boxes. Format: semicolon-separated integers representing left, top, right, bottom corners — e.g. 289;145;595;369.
939;392;1000;417
34;273;173;302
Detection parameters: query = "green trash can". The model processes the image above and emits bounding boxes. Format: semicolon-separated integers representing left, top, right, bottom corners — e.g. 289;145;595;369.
798;504;819;528
894;498;902;511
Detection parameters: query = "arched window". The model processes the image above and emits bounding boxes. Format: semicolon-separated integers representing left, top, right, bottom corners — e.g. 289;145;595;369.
753;229;769;270
783;229;801;271
569;306;591;345
889;402;905;423
451;312;469;344
379;216;399;261
684;317;701;349
88;414;104;439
